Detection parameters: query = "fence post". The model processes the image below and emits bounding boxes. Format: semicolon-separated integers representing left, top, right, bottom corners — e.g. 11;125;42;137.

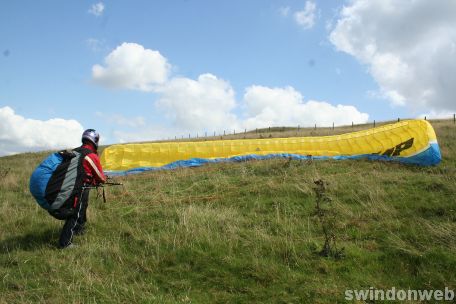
234;129;236;135
224;130;226;136
454;114;455;124
424;116;427;121
332;122;334;130
314;123;316;130
374;120;376;128
244;128;247;134
189;134;190;139
352;121;354;129
398;118;400;122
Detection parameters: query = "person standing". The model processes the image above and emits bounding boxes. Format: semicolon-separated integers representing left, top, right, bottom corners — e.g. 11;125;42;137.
58;129;106;248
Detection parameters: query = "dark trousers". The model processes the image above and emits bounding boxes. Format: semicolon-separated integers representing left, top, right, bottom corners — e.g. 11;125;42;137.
58;189;90;248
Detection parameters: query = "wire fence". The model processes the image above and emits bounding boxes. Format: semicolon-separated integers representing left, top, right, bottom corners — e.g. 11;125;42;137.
161;114;456;142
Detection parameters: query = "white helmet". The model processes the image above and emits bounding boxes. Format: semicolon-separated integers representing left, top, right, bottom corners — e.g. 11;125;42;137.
82;129;100;148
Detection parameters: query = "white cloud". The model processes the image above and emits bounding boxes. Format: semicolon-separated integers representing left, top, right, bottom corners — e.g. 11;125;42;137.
294;1;317;29
155;74;240;132
110;83;369;142
92;42;171;91
88;2;105;17
242;86;368;129
330;0;456;113
0;106;84;156
91;43;369;140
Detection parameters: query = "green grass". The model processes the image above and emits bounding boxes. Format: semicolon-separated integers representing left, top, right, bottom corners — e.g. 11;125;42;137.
1;120;455;303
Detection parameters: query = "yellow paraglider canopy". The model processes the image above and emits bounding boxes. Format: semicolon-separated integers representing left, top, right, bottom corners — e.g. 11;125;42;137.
101;120;441;175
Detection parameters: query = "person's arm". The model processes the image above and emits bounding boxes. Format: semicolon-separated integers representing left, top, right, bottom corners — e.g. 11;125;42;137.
84;153;107;184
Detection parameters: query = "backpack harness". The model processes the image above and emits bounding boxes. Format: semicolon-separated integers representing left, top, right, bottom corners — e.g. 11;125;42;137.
30;147;92;219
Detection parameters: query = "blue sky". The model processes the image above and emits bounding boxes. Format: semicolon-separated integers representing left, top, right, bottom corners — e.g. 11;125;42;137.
1;1;455;155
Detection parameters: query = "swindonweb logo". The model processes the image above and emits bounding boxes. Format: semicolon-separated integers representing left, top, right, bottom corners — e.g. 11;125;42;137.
345;287;455;301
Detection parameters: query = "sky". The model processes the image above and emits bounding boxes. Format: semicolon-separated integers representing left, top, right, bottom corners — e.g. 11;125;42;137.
1;0;455;156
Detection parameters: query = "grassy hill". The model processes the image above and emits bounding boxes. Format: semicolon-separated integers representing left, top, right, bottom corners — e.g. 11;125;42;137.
1;120;455;303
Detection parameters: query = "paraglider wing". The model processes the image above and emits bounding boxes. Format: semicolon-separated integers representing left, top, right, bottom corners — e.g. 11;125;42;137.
101;120;441;175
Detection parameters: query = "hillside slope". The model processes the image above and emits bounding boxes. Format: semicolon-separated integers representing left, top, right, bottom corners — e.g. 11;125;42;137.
1;120;455;303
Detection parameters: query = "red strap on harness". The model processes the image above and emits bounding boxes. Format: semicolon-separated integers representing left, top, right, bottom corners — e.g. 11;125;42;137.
73;196;79;208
